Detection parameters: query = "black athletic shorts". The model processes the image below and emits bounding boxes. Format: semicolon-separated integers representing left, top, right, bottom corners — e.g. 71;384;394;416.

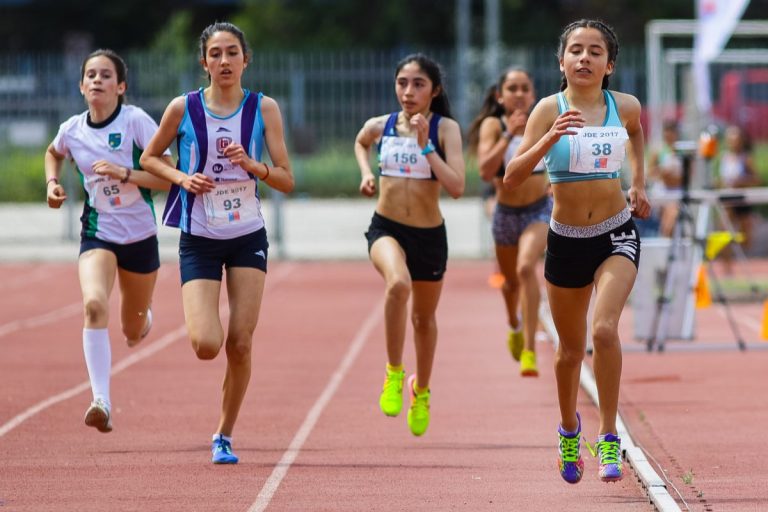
545;209;640;288
365;212;448;282
80;235;160;274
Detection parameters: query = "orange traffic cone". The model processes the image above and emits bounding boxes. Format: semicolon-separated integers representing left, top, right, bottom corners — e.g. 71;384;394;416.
695;265;712;308
761;300;768;341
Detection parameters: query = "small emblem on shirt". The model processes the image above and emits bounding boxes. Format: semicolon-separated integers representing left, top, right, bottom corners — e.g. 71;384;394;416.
108;133;122;150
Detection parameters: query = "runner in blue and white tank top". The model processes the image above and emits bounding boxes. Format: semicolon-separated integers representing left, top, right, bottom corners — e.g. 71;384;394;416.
45;49;172;435
140;22;294;465
504;20;650;485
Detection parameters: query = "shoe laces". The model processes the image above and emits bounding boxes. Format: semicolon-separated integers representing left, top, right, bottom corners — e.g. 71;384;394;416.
382;371;403;393
558;432;581;463
215;438;233;455
594;438;621;466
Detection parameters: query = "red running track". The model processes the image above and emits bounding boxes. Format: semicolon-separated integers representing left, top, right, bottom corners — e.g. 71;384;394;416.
1;260;766;510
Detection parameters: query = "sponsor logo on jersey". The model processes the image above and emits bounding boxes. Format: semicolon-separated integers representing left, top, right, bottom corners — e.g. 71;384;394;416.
216;136;233;154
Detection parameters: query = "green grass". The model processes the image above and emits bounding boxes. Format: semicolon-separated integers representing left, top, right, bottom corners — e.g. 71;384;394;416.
1;147;47;202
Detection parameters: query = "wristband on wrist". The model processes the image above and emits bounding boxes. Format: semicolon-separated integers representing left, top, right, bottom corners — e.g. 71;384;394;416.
46;177;59;186
120;168;132;184
501;130;513;141
420;140;435;156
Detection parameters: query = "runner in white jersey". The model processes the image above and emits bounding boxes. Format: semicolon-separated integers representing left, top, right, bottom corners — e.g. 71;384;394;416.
44;49;172;434
140;22;294;465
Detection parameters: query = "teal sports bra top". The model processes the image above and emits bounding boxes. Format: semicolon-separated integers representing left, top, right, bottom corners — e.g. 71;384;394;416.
544;90;625;184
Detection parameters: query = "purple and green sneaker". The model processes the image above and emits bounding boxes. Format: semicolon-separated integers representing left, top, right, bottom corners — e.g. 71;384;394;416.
557;412;584;484
596;433;623;482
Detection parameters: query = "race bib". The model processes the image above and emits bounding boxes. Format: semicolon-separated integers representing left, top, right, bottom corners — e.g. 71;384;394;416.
86;175;141;211
202;180;261;227
379;136;432;179
568;127;628;174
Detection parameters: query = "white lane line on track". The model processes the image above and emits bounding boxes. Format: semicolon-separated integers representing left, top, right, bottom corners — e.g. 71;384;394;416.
0;263;295;438
0;268;177;340
248;297;384;512
0;302;82;339
538;302;682;512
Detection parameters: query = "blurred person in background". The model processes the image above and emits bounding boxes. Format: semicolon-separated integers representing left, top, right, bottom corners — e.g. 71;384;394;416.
717;124;761;265
647;119;683;237
354;53;465;437
467;68;551;377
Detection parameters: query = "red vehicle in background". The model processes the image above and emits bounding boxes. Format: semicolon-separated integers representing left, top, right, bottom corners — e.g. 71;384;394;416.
713;68;768;140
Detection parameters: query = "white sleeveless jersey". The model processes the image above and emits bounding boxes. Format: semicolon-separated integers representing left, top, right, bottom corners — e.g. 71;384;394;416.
52;104;166;244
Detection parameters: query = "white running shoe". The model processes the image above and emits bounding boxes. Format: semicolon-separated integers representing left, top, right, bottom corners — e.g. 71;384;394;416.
84;398;112;433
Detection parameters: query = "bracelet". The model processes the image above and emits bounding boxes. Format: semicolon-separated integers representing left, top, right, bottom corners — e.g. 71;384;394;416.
420;140;435;156
46;177;59;186
120;168;132;184
501;131;513;141
261;163;270;181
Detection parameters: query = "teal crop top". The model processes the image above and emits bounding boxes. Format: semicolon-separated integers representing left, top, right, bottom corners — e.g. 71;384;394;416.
544;90;624;184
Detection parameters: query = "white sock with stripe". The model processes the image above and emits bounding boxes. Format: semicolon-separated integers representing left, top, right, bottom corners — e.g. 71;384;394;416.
83;328;111;409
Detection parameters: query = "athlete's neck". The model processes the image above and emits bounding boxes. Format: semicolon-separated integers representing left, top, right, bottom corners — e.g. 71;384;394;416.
204;85;245;115
563;86;604;110
88;101;120;125
401;109;431;122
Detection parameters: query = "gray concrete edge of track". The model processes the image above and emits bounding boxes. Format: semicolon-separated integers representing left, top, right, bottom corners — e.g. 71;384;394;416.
538;303;683;512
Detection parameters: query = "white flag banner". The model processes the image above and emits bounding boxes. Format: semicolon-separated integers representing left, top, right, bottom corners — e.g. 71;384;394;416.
693;0;751;112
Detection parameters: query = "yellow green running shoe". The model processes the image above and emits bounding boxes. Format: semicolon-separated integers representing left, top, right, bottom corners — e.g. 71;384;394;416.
520;349;539;377
406;374;430;436
507;328;524;361
379;367;405;417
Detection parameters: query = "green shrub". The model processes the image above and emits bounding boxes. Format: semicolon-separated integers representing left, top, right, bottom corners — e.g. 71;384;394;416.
1;146;47;202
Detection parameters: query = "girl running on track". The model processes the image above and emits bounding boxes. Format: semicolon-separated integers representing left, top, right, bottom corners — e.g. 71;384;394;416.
140;22;294;464
504;19;650;483
354;53;465;437
44;49;171;434
468;68;551;377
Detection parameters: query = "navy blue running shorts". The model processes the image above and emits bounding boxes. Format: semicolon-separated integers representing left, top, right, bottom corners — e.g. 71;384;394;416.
80;235;160;274
179;228;268;284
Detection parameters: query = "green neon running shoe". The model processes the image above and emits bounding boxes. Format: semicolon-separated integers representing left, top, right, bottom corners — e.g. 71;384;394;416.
406;374;430;436
379;367;405;417
507;329;524;361
520;349;539;377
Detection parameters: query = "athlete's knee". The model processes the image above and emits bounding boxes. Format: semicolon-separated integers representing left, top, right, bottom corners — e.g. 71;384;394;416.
411;312;436;333
516;260;536;282
192;337;222;360
556;342;585;367
225;335;253;364
385;277;411;304
83;297;109;325
591;320;620;351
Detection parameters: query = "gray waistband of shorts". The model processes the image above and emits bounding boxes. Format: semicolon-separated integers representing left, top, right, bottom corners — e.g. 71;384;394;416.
549;207;631;238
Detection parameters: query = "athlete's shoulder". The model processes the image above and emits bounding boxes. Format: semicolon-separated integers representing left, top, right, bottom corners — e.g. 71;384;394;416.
58;111;87;132
608;90;641;119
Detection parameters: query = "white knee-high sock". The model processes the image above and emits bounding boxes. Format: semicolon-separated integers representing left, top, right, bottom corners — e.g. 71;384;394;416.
83;328;111;408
